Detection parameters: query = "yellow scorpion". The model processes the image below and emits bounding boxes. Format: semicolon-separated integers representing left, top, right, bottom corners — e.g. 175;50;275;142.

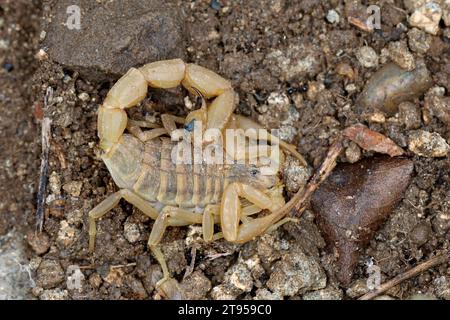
89;59;307;297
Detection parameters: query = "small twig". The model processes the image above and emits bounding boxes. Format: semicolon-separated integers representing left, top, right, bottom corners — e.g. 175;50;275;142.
36;87;53;232
183;246;197;280
205;251;234;261
359;252;450;300
110;262;137;270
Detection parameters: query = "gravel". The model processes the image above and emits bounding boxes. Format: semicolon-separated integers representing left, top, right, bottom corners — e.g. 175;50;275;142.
266;244;326;297
409;2;443;35
36;259;65;289
355;46;379;68
408;130;450;157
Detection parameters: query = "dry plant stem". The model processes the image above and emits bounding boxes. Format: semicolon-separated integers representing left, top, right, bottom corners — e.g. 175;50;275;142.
270;135;344;224
359;252;450;300
36;88;53;232
183;246;197;280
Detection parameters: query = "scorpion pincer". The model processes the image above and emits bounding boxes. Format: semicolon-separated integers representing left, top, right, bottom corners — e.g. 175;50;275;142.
89;59;307;297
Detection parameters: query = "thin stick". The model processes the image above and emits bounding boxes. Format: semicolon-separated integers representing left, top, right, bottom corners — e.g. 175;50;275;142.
359;252;449;300
36;87;53;232
183;246;197;280
110;262;137;269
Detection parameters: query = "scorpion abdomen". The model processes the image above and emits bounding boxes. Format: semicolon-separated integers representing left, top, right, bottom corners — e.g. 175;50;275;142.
131;137;226;208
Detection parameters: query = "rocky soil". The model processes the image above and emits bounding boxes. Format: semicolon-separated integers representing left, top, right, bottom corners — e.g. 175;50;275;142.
1;0;449;300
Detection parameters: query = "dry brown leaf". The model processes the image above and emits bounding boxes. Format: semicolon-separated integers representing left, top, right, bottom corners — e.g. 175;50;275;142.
343;124;404;157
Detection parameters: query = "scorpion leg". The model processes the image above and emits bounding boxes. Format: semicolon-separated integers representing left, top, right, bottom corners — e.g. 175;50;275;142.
148;206;202;280
146;206;203;297
127;124;167;142
89;189;159;252
227;114;308;166
161;114;185;138
202;204;219;242
220;182;288;243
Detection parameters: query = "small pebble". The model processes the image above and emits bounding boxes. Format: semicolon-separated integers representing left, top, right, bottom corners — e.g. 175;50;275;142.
345;142;361;163
104;268;124;286
124;220;141;243
78;92;90;102
49;172;61;195
39;289;69;300
408;28;432;54
29;257;42;271
367;112;386;124
226;263;253;293
283;156;312;193
89;273;102;288
3;62;14;72
27;231;50;255
266;244;326;297
36;260;65;289
210;0;221;10
126;276;148;299
409;2;442;35
434;276;450;299
306;81;325;101
410;222;431;246
181;271;212;300
57;220;77;247
387;40;416;70
398;101;422;129
211;284;240;300
355;46;379;68
326;9;340;24
35;49;49;61
408;130;450;157
432;213;450;235
424;92;450;126
0;39;9;50
62;181;83;197
345;83;357;93
335;62;355;80
357;62;432;115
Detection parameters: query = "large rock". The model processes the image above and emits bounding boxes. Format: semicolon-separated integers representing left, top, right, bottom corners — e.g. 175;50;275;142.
43;0;186;82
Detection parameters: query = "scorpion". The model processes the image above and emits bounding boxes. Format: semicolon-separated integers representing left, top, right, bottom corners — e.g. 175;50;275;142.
89;59;308;297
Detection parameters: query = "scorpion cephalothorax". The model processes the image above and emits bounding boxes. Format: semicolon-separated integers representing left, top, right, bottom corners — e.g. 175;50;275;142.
89;59;306;297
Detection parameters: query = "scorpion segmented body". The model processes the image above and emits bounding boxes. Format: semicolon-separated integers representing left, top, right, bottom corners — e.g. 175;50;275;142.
104;134;278;210
89;59;307;297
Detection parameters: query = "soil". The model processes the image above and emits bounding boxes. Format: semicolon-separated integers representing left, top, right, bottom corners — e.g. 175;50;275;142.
1;0;449;300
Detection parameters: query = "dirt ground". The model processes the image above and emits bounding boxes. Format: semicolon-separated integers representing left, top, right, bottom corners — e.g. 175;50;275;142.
1;0;449;300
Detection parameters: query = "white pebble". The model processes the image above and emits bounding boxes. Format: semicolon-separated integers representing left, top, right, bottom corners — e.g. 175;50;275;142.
409;130;450;157
356;46;379;68
326;9;340;24
409;2;442;35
